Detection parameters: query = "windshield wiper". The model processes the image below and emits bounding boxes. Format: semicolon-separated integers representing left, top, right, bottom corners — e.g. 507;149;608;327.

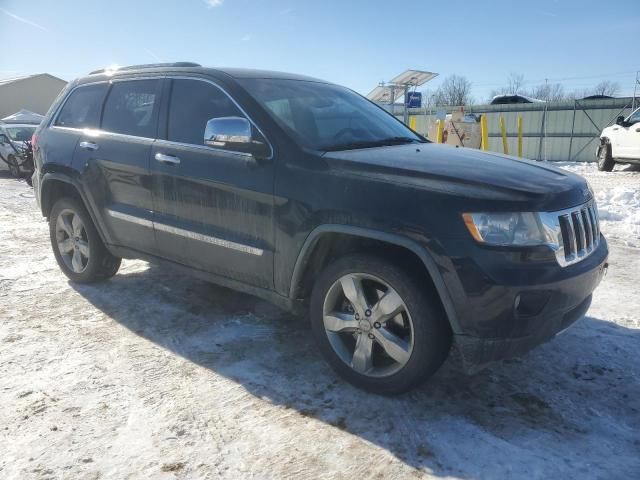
321;136;423;152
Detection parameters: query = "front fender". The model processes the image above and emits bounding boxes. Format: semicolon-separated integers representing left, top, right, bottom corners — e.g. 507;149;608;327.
288;224;462;334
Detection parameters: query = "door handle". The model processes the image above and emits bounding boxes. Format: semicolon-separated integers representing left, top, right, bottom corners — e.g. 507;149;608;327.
155;153;181;165
79;141;99;151
635;128;640;132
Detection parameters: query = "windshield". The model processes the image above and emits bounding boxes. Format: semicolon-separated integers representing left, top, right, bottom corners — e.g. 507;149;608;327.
627;107;640;125
5;126;36;142
238;78;424;151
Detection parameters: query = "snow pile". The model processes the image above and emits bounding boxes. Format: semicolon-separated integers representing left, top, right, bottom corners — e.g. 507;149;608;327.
556;162;640;247
596;187;640;247
554;162;595;175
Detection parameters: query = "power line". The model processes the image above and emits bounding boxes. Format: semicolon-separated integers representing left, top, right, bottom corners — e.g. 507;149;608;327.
472;69;639;88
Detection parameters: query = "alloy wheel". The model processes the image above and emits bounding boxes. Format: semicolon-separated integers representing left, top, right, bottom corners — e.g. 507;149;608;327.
322;273;414;377
55;209;90;273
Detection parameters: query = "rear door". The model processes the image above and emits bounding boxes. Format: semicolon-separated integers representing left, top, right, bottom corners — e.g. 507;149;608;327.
72;77;163;253
150;77;275;289
43;83;108;170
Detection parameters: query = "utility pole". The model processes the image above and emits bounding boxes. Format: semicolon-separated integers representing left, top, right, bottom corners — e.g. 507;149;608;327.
543;78;549;161
633;71;639;111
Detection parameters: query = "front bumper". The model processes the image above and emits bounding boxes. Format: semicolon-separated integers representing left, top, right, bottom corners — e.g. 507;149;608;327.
455;294;593;372
444;236;608;371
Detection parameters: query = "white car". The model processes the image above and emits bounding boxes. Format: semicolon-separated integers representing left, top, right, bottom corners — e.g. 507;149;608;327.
0;123;36;177
597;107;640;171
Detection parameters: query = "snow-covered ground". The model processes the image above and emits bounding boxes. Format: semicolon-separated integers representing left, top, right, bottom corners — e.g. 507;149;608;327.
1;164;639;479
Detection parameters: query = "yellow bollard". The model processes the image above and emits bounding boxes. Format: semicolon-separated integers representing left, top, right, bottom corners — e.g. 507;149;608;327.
480;115;489;151
436;120;444;144
409;116;417;131
499;117;509;155
517;116;523;157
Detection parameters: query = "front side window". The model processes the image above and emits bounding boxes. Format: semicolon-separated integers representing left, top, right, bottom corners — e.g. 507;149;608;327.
167;78;244;145
55;84;108;129
238;78;424;151
101;79;162;137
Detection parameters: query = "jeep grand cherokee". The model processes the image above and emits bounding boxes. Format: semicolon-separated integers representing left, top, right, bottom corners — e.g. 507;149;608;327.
32;63;608;394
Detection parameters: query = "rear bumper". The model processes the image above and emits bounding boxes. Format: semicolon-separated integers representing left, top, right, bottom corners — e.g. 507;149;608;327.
33;169;42;209
446;237;608;371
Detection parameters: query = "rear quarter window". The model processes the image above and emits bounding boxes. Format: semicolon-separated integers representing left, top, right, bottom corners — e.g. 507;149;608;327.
54;84;108;129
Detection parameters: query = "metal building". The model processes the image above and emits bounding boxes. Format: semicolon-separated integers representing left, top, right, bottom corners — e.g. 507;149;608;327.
0;74;67;118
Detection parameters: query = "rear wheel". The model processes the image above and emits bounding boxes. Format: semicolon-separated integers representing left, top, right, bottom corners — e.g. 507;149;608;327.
49;197;121;283
597;142;615;171
310;253;451;394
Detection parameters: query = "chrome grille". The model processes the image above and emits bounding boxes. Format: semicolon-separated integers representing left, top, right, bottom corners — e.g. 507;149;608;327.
556;202;600;267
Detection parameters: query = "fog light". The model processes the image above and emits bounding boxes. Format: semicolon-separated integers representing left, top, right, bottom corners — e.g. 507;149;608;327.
514;291;551;318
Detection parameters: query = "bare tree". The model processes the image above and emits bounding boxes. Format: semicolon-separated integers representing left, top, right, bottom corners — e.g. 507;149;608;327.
591;80;620;97
433;75;473;106
488;72;527;101
486;74;621;104
529;82;565;102
506;72;526;95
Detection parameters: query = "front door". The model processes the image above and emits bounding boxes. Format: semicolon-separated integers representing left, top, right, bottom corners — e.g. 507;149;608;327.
150;77;275;289
617;109;640;159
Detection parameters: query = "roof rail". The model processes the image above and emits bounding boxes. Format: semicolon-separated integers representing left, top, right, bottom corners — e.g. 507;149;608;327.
89;62;201;75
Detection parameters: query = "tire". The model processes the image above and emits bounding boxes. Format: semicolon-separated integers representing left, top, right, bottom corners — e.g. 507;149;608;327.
310;253;452;395
597;142;615;172
49;197;121;283
7;155;20;178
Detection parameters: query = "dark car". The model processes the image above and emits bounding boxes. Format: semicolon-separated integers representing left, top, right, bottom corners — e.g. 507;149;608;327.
32;63;608;394
489;94;544;104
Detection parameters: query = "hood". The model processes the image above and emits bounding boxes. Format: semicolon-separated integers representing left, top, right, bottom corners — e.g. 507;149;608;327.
601;125;616;136
323;143;591;211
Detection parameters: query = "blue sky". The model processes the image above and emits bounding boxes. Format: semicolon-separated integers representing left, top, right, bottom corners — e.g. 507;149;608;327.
1;0;638;101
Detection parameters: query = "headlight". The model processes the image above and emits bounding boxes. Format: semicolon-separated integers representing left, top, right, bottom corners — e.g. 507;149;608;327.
462;212;554;246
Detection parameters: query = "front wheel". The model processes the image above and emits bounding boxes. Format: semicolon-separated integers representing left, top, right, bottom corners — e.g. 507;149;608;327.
310;254;451;394
597;142;615;172
49;197;121;283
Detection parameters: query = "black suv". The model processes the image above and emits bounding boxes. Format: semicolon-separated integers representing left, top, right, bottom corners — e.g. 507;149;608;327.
33;63;608;394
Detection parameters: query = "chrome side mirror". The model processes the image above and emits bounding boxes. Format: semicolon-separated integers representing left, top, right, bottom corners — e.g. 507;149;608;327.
204;117;270;159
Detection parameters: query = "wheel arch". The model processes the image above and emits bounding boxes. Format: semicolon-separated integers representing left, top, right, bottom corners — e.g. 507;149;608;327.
40;173;111;245
288;225;461;333
598;136;612;153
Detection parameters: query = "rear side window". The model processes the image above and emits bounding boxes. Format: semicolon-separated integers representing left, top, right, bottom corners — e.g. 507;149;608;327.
167;79;244;145
101;79;162;138
55;84;107;129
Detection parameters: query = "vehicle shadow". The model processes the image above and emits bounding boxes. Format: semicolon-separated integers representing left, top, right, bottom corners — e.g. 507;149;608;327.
616;163;640;172
70;263;640;478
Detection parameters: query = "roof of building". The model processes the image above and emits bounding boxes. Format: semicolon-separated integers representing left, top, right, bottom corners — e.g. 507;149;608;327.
0;73;67;87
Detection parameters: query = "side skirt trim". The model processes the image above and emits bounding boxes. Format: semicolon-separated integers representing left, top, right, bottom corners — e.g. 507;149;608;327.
105;208;264;256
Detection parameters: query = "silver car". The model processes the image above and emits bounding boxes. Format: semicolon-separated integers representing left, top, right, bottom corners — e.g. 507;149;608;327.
0;123;37;177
